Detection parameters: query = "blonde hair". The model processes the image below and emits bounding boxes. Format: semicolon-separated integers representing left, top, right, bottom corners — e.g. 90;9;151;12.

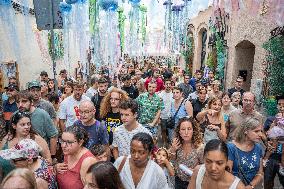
234;117;261;143
1;168;37;189
100;87;129;119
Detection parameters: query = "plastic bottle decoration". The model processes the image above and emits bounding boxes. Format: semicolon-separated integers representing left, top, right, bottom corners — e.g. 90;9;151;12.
171;5;183;52
98;0;118;11
66;0;79;4
0;0;11;5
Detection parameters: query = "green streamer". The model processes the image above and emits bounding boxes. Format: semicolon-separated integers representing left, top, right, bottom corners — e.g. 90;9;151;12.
89;0;99;35
181;34;193;74
118;7;126;52
48;31;64;60
139;5;147;43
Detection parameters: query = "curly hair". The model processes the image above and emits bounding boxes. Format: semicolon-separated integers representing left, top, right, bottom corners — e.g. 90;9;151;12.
100;87;129;119
175;117;203;149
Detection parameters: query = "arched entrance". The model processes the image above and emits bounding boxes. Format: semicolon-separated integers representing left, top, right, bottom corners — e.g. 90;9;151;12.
235;40;255;91
197;27;207;70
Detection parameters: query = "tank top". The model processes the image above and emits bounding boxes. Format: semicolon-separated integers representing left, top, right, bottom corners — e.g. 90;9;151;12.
57;150;94;189
196;164;240;189
171;99;188;126
201;115;222;144
0;142;15;177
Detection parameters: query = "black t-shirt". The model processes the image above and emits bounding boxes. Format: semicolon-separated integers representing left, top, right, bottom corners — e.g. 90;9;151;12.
122;85;139;99
104;111;122;144
192;98;208;118
91;94;105;121
228;87;245;97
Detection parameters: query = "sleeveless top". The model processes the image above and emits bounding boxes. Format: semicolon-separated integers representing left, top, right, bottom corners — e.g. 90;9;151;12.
196;164;240;189
171;99;188;127
57;150;94;189
201;115;222;144
35;158;57;189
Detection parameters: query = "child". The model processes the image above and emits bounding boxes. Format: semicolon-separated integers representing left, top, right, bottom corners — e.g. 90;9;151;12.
91;145;110;162
155;147;175;188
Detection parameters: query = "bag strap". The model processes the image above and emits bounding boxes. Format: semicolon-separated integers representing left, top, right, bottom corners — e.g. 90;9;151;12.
173;98;186;119
234;145;250;185
118;156;127;173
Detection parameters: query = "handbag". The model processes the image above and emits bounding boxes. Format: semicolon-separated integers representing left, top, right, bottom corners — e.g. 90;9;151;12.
166;99;186;129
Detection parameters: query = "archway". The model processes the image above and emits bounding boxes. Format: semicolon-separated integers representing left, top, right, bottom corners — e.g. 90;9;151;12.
234;40;255;91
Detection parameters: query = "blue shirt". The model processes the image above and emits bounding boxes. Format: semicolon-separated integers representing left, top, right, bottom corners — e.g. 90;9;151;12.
74;120;109;149
171;100;188;127
3;100;18;113
227;142;263;184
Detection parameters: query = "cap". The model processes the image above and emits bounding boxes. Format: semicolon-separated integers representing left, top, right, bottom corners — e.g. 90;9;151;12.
40;71;48;76
27;80;41;89
0;139;42;160
5;84;19;91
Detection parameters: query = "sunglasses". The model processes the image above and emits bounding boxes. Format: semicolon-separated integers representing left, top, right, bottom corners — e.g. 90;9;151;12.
12;157;27;163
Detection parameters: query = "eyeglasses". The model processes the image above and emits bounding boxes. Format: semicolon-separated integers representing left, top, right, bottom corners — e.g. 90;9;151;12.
79;110;92;115
59;139;77;146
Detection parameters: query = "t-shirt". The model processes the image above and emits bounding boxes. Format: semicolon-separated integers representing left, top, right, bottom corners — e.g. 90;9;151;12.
3;100;18;124
91;94;105;121
73;120;108;149
58;95;91;128
122;85;139;99
85;87;97;99
36;99;57;119
158;91;173;119
112;124;152;157
30;108;58;142
227;142;263;184
191;98;208;118
104;112;122;144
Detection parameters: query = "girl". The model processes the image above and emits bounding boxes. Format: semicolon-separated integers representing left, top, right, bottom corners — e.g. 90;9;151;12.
155;147;175;188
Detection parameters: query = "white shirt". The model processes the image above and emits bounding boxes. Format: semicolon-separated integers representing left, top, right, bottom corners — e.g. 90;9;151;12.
112;123;152;157
114;156;169;189
158;91;173;119
58;95;90;128
85;87;97;98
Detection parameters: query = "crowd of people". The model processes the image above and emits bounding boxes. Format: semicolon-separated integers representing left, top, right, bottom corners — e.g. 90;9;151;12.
0;59;283;189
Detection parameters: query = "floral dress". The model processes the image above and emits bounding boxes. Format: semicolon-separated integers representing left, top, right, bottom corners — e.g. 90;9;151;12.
34;158;57;189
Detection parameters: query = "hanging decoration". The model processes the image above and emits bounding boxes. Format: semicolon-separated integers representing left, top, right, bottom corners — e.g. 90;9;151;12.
0;0;22;61
66;0;79;4
171;5;183;52
139;5;147;45
163;0;172;51
60;1;72;74
48;31;64;60
99;0;118;74
181;34;193;74
118;7;126;53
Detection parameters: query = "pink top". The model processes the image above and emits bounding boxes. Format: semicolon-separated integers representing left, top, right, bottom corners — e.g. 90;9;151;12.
57;150;94;189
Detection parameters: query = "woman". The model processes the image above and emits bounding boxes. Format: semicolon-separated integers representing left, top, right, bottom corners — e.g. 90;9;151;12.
40;82;49;100
227;118;264;188
61;81;73;101
84;161;124;189
231;92;242;109
100;87;129;144
1;168;37;189
114;132;168;189
0;139;57;189
221;92;236;122
169;117;203;189
170;86;193;141
196;97;227;143
56;125;96;189
188;139;245;189
0;112;51;177
47;79;55;93
208;80;222;99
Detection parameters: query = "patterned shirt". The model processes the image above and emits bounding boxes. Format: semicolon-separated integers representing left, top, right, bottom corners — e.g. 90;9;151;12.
174;146;204;182
136;92;164;124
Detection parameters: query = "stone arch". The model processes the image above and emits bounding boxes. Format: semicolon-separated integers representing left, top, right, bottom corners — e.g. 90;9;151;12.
234;40;255;91
195;23;209;71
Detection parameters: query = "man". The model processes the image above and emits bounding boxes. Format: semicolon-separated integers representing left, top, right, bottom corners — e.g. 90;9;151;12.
121;74;139;99
136;80;164;135
177;73;193;99
158;79;173;146
73;100;108;149
40;71;49;83
58;82;90;131
2;84;18;131
263;95;284;189
58;69;68;90
187;81;205;101
17;90;58;159
144;68;165;92
112;99;151;159
91;77;109;121
191;87;208;118
228;76;245;97
226;92;263;141
27;80;57;123
189;70;203;91
85;77;98;98
2;76;17;102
